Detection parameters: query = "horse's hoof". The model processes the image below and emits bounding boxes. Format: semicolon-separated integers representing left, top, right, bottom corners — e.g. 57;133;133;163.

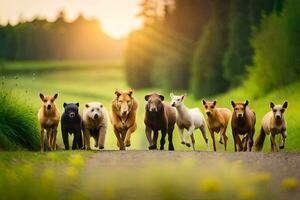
181;141;186;145
125;143;131;147
99;146;104;149
148;144;157;150
280;145;284;149
219;140;223;144
169;145;174;151
119;146;125;150
186;143;191;147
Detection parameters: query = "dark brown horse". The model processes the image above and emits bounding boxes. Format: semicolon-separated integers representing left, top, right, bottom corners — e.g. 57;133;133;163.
231;100;256;152
144;93;176;150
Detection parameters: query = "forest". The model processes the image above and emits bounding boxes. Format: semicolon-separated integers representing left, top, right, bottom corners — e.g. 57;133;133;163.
125;0;299;98
0;11;124;60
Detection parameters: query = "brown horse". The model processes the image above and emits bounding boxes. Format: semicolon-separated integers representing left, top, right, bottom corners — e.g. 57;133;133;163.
202;100;231;151
111;89;138;150
144;93;176;150
231;100;256;152
38;93;60;152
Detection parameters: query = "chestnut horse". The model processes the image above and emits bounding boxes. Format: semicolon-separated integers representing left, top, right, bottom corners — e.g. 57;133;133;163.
111;89;138;150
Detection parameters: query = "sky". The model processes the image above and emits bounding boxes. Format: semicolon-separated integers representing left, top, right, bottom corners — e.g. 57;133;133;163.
0;0;143;39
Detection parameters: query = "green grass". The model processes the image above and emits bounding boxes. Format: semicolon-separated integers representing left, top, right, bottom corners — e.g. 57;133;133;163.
0;60;299;199
0;90;40;150
1;60;299;151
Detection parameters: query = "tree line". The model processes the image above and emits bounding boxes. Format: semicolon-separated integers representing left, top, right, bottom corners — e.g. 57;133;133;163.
125;0;299;98
0;11;123;60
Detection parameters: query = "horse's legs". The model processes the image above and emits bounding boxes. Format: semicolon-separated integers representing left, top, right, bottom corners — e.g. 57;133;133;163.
270;133;279;152
178;128;185;144
270;136;275;152
220;127;227;151
84;129;92;150
280;130;287;149
52;127;57;150
190;134;195;151
47;129;53;151
40;128;45;152
248;130;254;152
209;128;216;152
234;134;243;152
125;123;136;147
168;127;174;151
160;131;166;150
185;126;195;148
200;126;210;151
242;135;248;151
232;131;237;152
148;130;158;150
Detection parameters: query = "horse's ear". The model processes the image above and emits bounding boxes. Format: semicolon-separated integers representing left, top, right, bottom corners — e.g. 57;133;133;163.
181;94;186;100
231;100;235;108
283;101;288;109
145;94;150;101
76;102;80;107
63;102;67;108
213;100;217;106
128;88;133;97
244;100;249;107
115;89;121;97
270;102;275;109
39;93;44;101
53;93;58;99
85;103;89;108
159;95;165;101
170;93;174;99
202;100;206;105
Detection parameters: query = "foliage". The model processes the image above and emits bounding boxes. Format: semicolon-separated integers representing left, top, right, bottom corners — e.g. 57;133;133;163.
245;0;300;97
0;90;40;150
0;11;123;61
125;0;212;90
190;0;230;98
223;0;283;88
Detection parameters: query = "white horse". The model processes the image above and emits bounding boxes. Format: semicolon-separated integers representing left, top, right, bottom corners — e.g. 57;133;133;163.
170;93;210;151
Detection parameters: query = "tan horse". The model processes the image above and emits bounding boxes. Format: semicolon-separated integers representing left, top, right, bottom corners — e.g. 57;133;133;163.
111;89;138;150
255;102;288;152
38;93;60;152
202;100;231;151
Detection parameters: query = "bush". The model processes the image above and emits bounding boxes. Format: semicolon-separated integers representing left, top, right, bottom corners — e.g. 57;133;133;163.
0;90;40;150
245;0;300;97
151;53;190;91
190;0;230;98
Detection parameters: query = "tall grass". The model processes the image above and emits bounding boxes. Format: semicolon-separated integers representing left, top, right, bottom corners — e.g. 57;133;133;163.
0;90;39;150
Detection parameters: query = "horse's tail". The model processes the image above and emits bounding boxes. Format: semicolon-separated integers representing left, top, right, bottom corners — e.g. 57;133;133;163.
254;127;266;152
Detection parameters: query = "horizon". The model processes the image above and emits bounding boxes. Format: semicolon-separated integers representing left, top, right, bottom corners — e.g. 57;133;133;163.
0;0;143;39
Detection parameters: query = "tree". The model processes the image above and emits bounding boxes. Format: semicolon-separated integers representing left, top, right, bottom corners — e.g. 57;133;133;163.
190;0;230;98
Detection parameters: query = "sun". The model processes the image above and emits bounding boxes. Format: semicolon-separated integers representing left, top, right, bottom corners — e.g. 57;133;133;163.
101;18;143;39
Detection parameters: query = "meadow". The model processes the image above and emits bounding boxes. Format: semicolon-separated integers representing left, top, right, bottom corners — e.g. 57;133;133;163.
1;60;299;151
0;61;300;199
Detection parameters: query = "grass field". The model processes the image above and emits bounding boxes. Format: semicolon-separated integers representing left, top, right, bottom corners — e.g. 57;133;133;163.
1;60;299;151
1;61;300;199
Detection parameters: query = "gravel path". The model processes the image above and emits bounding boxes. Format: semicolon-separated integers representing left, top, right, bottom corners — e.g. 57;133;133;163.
84;151;300;199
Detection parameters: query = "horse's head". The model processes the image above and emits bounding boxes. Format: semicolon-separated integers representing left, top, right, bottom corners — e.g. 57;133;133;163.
231;100;248;119
145;93;164;113
170;93;186;107
270;101;288;120
40;93;58;111
114;89;134;117
202;100;217;117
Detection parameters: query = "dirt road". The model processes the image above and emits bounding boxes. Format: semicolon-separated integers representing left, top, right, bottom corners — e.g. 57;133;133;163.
83;151;300;199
